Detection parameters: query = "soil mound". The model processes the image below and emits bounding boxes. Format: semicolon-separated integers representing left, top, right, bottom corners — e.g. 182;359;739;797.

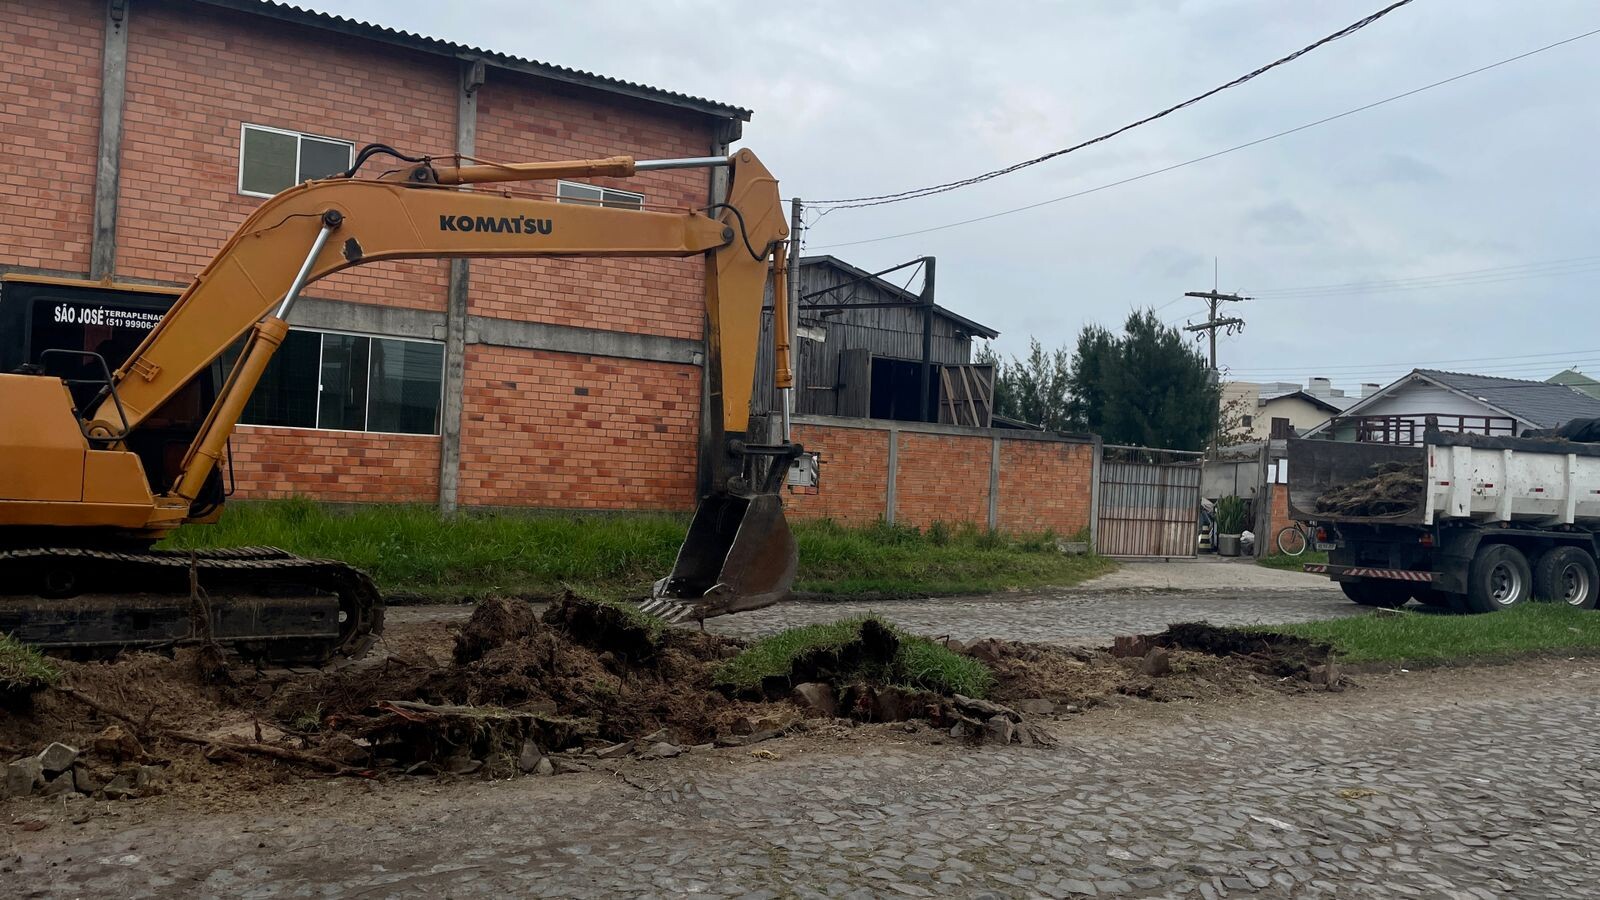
1314;460;1424;517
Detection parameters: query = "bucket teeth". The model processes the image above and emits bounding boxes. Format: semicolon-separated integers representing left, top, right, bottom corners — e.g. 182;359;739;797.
635;596;699;625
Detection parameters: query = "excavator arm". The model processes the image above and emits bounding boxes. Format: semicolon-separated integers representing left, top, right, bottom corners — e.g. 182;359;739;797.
25;146;800;625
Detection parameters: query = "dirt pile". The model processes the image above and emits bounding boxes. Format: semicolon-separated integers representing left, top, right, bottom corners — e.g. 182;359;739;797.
1314;460;1425;517
955;621;1343;710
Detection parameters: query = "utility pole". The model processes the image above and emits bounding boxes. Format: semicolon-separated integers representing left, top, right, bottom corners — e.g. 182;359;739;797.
1182;289;1249;371
781;197;803;442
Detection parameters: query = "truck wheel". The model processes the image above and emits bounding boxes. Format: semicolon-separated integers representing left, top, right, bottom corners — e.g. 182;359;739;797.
1465;544;1532;613
1533;546;1599;610
1340;580;1410;608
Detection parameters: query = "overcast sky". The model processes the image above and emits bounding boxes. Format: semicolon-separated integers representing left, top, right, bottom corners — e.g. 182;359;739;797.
309;0;1598;392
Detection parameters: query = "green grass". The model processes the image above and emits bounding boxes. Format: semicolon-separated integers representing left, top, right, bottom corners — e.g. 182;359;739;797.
794;518;1114;598
714;616;994;697
1262;603;1600;663
160;498;1115;601
1258;550;1328;571
0;633;61;694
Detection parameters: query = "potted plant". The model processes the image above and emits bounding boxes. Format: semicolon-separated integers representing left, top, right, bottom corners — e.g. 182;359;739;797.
1214;495;1247;557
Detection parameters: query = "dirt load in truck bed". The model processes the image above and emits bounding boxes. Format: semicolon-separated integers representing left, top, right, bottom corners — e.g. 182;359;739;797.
1314;460;1425;518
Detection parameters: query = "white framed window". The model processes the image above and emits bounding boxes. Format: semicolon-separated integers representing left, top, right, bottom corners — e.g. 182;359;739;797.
239;124;354;198
556;180;644;211
237;327;446;436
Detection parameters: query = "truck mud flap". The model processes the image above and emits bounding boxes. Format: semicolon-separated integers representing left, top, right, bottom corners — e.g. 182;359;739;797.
1304;563;1436;583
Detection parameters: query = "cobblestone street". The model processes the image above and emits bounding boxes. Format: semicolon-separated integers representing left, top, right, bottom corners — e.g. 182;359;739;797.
11;660;1599;898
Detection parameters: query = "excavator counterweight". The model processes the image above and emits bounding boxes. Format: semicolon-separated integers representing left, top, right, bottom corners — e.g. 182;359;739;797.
0;146;801;662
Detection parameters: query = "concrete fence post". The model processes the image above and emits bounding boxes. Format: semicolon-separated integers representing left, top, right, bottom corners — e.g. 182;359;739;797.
885;425;899;524
90;0;130;280
437;58;484;515
1089;435;1103;553
988;437;1000;531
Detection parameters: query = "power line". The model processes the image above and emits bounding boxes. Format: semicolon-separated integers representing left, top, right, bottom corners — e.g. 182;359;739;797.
810;26;1600;250
808;0;1418;209
1250;254;1600;294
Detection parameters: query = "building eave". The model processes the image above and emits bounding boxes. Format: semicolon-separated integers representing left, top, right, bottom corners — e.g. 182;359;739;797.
188;0;753;123
796;254;1001;339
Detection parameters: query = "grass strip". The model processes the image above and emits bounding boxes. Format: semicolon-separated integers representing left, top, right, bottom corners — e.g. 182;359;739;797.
714;616;993;698
1261;603;1600;663
161;498;1115;601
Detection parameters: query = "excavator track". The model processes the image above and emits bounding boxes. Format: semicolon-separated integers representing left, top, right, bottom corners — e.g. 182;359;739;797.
0;546;384;666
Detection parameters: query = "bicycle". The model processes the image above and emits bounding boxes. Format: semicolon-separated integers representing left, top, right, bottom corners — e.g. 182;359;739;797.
1274;522;1312;557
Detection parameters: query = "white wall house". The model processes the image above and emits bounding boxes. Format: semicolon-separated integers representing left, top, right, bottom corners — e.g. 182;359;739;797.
1304;369;1600;443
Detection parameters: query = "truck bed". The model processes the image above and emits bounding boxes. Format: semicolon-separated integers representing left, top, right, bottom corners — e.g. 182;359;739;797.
1288;432;1600;527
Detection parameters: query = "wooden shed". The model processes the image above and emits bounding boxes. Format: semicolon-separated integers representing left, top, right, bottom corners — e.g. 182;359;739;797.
755;255;999;426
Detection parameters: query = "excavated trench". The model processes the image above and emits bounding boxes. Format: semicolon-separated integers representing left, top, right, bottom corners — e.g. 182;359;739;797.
2;596;1341;805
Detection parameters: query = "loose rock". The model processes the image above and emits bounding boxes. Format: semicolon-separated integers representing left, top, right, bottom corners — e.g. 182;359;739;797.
639;742;682;760
790;682;838;718
595;742;632;760
1141;647;1173;677
92;725;143;764
953;694;1021;722
5;757;45;798
534;756;555;776
40;772;75;797
517;740;543;774
984;715;1016;745
37;742;79;775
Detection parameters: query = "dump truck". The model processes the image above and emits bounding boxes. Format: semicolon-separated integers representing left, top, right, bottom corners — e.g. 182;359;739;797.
1288;428;1600;612
0;144;803;663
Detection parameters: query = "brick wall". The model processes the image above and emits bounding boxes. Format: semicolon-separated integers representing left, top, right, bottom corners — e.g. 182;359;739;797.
456;345;699;510
0;0;102;274
116;0;453;309
997;439;1095;535
229;426;439;503
895;432;990;528
472;75;710;340
787;419;1097;537
785;423;890;525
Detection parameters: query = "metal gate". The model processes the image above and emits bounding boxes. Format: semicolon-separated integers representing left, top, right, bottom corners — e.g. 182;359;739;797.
1096;445;1203;557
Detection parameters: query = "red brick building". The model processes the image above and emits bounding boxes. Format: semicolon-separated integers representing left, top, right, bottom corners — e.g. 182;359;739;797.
0;0;747;512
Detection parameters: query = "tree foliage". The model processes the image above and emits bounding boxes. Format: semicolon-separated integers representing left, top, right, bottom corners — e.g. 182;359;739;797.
984;309;1223;450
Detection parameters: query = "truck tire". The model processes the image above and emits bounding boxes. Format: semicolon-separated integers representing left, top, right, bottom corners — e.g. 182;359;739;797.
1340;580;1410;608
1533;546;1599;610
1464;544;1533;613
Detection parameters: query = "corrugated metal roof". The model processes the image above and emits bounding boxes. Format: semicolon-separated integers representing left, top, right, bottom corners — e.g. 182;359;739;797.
1417;368;1600;428
797;255;1001;339
189;0;751;121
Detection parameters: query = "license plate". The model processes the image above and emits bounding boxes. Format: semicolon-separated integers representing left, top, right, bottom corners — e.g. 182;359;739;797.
1315;542;1337;551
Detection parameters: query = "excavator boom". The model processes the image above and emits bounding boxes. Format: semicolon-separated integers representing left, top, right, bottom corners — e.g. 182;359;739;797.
0;146;801;661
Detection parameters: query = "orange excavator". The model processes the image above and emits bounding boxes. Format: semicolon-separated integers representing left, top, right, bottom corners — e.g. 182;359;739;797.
0;145;802;663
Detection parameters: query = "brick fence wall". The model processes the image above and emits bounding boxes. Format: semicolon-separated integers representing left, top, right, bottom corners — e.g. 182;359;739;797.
787;416;1099;538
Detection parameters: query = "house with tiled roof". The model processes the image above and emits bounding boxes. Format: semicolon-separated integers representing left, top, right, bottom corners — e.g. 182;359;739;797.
1303;369;1600;443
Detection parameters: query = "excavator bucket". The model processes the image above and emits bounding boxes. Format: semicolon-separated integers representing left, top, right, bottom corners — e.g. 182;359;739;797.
643;493;797;622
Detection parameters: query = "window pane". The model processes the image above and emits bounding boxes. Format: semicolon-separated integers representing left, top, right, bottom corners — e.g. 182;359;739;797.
367;338;444;435
240;329;319;427
557;182;605;207
298;137;351;182
240;127;298;195
317;333;369;431
602;189;643;211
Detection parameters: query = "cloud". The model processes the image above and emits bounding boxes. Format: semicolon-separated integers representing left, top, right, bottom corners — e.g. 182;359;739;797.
303;0;1600;389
